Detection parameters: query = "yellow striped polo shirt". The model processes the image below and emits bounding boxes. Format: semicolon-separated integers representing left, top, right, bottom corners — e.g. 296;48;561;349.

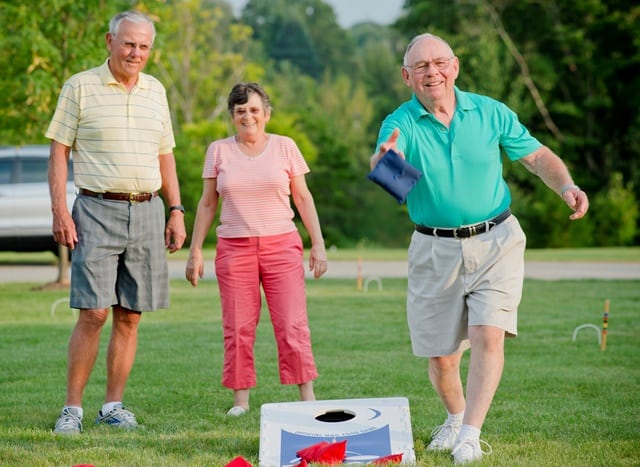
45;59;175;193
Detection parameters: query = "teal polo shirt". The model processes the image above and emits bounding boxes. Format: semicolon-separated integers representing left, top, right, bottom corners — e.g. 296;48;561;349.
377;87;542;227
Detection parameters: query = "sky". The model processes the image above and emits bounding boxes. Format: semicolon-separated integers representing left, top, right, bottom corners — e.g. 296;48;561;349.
226;0;405;28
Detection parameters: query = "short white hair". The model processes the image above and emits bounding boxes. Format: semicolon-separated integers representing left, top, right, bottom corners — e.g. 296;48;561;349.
403;33;454;65
109;10;156;43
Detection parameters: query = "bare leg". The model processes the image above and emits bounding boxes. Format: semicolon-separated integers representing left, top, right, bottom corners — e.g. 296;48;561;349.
104;306;141;403
298;381;315;401
428;351;466;415
463;325;505;428
64;308;109;406
232;389;250;410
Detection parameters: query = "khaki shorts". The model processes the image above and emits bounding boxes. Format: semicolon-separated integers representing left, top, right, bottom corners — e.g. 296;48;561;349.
407;215;526;357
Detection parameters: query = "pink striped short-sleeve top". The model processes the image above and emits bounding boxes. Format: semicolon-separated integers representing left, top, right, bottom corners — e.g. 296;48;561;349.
202;134;310;238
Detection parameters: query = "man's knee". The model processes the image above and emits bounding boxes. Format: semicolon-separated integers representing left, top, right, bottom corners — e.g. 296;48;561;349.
78;308;109;328
429;353;462;374
112;306;142;330
469;325;505;352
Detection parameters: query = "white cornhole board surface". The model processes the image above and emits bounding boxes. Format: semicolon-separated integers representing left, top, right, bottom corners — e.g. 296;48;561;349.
259;397;415;466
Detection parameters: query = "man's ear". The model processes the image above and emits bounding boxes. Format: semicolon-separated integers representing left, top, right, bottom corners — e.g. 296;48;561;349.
451;57;460;80
401;66;411;86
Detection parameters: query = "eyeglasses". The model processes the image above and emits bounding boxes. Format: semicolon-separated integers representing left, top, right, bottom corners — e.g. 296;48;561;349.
405;57;454;74
120;41;152;53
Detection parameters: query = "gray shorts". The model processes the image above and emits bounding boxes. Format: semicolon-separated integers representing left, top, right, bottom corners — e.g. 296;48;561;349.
70;194;169;311
407;215;526;357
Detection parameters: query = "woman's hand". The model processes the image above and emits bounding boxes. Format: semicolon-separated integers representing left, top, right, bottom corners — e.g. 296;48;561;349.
308;243;328;279
185;249;204;287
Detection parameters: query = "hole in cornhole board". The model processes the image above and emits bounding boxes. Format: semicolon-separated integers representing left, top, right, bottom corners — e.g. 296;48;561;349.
315;410;356;423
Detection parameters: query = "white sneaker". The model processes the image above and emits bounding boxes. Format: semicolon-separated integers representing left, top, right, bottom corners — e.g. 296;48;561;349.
427;421;461;451
53;407;82;434
226;406;248;417
95;403;139;429
451;437;492;464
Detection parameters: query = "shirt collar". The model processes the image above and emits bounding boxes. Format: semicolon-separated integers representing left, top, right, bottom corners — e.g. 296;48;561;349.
454;87;476;111
407;86;476;121
99;59;151;90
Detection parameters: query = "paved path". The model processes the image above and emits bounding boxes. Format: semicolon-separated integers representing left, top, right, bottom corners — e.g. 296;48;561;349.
302;260;640;280
0;260;638;284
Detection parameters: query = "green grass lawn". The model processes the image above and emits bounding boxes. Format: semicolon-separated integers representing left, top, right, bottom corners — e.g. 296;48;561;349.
0;277;638;466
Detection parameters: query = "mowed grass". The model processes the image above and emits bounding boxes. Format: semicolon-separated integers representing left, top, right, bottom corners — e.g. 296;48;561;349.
0;276;638;466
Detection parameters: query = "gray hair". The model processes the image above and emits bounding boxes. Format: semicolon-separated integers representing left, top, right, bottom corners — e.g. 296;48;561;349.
403;33;454;66
109;10;156;43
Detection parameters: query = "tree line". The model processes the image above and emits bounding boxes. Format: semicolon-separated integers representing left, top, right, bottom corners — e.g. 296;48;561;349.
1;0;638;248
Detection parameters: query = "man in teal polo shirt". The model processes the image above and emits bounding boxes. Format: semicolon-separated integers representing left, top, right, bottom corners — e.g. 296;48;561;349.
370;33;589;464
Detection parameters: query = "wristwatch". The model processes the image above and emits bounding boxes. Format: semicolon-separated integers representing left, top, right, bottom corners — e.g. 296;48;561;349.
169;204;185;213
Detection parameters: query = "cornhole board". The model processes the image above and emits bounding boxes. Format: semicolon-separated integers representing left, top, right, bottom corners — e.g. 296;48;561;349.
259;397;415;466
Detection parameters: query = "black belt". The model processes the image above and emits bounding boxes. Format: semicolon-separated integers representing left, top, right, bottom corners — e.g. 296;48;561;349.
415;209;511;238
80;189;158;203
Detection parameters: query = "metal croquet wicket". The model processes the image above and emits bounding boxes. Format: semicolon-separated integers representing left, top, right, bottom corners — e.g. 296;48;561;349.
571;299;610;351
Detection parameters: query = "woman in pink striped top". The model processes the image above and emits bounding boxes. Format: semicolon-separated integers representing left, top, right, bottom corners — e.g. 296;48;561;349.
186;82;328;416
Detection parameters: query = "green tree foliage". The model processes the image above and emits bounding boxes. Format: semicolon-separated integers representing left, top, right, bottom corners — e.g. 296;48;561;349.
141;0;255;127
350;23;411;135
2;0;637;247
590;172;638;246
488;0;640;198
270;17;323;79
0;0;130;143
510;167;595;248
396;0;640;245
174;120;229;246
240;0;356;76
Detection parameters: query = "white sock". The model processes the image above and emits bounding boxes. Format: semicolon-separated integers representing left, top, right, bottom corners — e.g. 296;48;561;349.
447;411;464;425
63;406;83;418
457;424;481;441
101;401;121;415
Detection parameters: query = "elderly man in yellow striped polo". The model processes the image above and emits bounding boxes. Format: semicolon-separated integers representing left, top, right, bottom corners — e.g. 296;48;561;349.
46;9;186;435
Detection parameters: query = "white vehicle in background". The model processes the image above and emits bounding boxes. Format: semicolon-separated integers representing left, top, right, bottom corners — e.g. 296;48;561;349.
0;145;75;255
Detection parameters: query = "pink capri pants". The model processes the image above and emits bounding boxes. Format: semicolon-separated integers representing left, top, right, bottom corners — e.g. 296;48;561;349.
215;230;318;389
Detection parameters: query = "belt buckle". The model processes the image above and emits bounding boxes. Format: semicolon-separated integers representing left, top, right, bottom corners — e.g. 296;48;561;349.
128;192;141;203
454;225;474;238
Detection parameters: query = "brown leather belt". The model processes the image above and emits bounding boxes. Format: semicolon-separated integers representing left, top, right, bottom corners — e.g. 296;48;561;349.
415;209;511;238
80;188;158;203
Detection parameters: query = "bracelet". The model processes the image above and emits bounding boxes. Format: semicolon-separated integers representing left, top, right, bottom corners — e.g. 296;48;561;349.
560;184;580;196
